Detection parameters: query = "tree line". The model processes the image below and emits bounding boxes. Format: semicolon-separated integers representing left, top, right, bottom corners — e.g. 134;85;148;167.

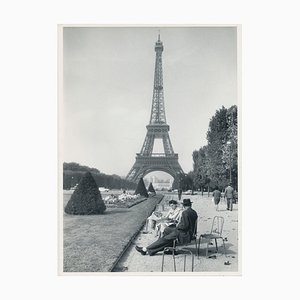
173;105;238;193
63;162;137;190
191;105;238;192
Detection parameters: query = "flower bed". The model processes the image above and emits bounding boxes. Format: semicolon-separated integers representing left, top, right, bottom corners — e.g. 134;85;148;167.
103;193;147;208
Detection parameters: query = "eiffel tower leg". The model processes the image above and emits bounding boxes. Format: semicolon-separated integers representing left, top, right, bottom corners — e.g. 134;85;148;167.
172;175;180;190
126;165;137;182
162;133;174;155
126;160;148;182
126;164;141;182
171;171;186;189
140;134;155;156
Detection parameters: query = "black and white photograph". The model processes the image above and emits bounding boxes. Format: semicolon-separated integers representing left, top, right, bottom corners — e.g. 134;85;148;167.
3;0;300;298
59;25;240;274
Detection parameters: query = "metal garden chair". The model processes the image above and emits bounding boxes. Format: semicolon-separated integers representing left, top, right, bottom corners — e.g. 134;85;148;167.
197;216;226;258
161;218;198;272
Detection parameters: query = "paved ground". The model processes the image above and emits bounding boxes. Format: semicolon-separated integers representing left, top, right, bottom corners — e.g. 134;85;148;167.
114;193;239;273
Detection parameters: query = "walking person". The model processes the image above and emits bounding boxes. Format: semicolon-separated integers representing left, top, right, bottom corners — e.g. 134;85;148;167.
212;186;222;211
224;183;234;211
135;199;198;256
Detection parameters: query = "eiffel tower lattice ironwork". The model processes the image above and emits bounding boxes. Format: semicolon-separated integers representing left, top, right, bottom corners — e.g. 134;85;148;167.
126;34;184;183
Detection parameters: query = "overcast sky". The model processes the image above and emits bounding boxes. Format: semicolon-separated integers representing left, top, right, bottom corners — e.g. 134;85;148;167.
62;26;237;178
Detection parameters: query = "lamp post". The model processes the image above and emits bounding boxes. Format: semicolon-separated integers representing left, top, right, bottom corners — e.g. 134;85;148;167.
227;141;232;184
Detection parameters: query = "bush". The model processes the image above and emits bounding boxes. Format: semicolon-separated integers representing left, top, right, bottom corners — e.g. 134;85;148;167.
147;182;156;194
134;178;148;198
65;172;106;215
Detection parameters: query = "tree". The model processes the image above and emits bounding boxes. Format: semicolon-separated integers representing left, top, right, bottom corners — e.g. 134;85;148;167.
63;162;100;173
206;106;228;188
134;178;149;198
193;146;209;195
186;171;195;192
64;172;106;215
223;105;238;189
63;162;137;190
192;105;238;191
147;182;156;194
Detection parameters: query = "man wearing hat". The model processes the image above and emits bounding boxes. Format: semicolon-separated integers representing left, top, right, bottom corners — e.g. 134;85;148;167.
135;199;198;256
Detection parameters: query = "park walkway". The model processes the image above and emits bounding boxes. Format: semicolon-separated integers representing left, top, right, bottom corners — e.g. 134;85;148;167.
113;193;239;273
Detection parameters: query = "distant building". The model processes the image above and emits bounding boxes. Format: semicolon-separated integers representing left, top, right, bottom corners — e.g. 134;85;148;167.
150;175;172;190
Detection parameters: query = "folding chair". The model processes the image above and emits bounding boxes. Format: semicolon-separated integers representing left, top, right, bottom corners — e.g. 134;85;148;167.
198;216;226;258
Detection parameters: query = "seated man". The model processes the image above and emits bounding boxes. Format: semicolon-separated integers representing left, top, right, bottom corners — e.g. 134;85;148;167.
136;199;198;256
146;200;182;235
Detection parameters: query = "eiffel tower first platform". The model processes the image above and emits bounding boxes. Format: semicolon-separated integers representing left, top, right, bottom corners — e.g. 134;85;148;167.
126;34;184;184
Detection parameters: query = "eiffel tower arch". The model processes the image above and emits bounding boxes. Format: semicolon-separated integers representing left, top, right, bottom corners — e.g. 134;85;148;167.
126;34;184;186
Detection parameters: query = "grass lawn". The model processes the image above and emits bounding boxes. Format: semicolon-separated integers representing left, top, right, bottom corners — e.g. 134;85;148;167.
63;193;164;272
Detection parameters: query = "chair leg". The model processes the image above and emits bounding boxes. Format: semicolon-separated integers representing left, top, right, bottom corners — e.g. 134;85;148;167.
206;240;210;258
222;238;226;256
198;237;201;257
215;238;218;253
172;249;176;272
192;253;194;272
162;247;178;272
194;239;198;259
161;251;165;272
181;248;194;272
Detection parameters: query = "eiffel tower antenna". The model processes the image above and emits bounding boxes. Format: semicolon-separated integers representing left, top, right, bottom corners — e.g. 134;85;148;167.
126;36;184;184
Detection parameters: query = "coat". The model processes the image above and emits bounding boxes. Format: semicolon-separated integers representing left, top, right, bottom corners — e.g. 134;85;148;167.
146;206;198;255
224;185;234;199
176;207;198;244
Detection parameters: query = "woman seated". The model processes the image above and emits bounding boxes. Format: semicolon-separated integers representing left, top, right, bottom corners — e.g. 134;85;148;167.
147;200;183;236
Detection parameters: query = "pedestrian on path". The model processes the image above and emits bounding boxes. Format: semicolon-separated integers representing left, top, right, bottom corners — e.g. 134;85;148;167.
224;183;234;211
212;186;221;211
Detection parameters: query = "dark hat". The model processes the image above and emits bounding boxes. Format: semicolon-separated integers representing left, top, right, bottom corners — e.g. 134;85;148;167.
182;199;193;206
169;200;178;205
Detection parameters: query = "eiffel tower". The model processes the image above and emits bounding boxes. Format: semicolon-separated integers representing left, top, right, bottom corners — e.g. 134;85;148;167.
126;34;184;184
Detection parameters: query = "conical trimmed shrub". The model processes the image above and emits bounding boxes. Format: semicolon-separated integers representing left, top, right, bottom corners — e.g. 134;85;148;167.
134;177;149;198
148;182;156;194
65;172;106;215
